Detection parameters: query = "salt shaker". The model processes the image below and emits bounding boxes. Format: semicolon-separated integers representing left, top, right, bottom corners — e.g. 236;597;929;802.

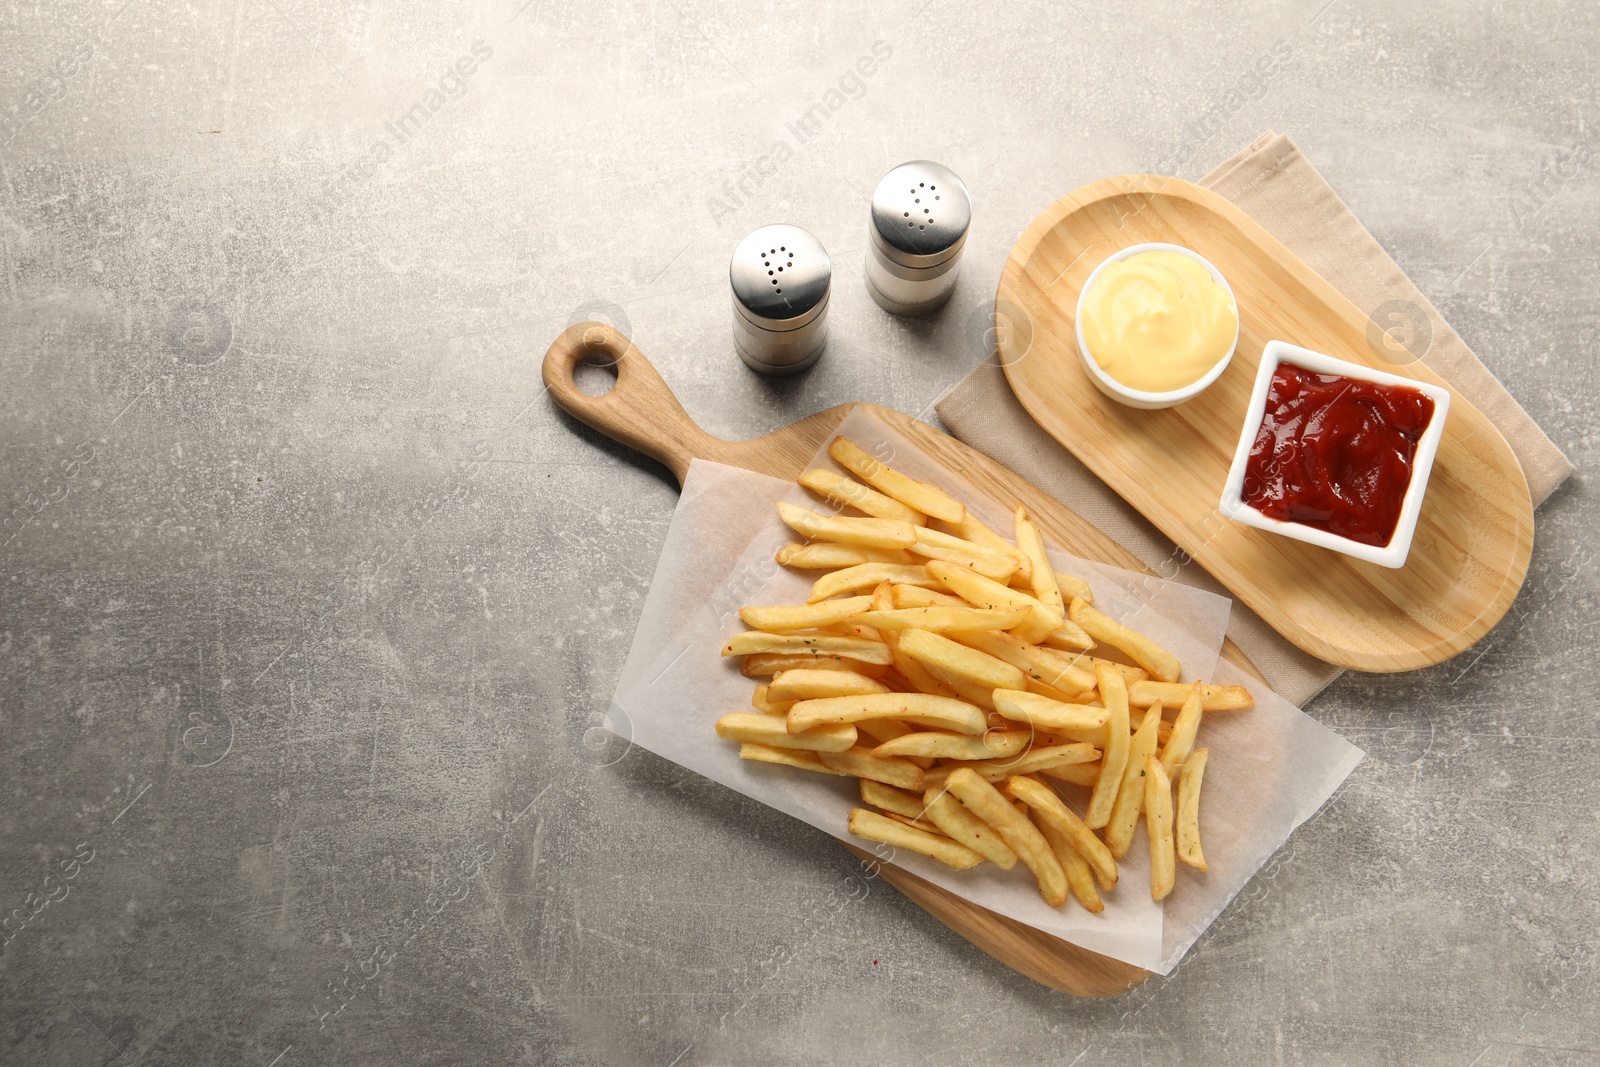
866;161;971;316
730;224;831;375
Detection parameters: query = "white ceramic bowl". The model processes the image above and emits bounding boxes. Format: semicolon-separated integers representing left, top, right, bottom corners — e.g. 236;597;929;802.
1218;340;1451;569
1074;242;1239;410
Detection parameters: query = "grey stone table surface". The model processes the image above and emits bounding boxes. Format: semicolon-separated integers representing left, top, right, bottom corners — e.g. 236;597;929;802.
1;1;1595;1064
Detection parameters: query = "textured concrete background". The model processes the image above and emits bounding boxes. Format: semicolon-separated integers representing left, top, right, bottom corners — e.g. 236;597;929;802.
1;1;1595;1064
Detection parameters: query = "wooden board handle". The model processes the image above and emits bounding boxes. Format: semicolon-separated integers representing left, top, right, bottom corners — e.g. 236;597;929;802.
543;322;729;484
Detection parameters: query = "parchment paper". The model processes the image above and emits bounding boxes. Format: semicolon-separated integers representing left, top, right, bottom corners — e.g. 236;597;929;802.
608;408;1363;975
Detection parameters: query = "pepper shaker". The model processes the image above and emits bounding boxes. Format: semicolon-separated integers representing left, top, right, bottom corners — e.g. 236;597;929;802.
865;161;971;316
730;224;831;375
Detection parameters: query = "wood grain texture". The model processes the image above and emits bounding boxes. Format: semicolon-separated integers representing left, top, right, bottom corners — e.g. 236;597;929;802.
996;175;1534;673
545;321;1278;996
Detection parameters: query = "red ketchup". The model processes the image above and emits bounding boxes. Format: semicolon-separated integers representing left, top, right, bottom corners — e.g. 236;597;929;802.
1241;362;1436;548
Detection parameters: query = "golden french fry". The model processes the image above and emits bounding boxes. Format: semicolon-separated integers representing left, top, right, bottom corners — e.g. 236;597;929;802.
827;437;965;524
723;630;892;664
898;629;1027;692
847;808;983;870
920;788;1018;869
798;467;926;524
716;712;857;752
945;769;1068;907
766;668;888;702
1085;665;1130;827
890;583;969;610
776;543;914;568
872;730;1029;760
991;688;1109;732
947;630;1100;697
1039;619;1097;652
943;674;998;711
1004;775;1119;891
751;685;795;716
965;742;1100;780
741;653;891;678
1069;598;1181;682
854;606;1031;634
1040;761;1102;788
1145;754;1175;900
1060;656;1147;685
1034;813;1104;914
924;560;1063;643
1159;683;1204;776
1104;703;1164;859
740;595;873;632
949;510;1032;580
776;501;918;549
1054;572;1093;604
737;742;850;774
860;778;926;820
807;563;938;603
1177;747;1208;871
787;693;987;735
1013;505;1065;619
881;811;946;835
907;527;1021;581
818;748;924;790
1131;679;1254;712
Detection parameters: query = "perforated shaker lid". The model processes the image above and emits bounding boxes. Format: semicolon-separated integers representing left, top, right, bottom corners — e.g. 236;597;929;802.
730;225;831;332
870;161;971;268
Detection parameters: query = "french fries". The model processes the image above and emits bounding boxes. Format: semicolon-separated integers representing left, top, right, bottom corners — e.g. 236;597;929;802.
777;543;913;568
924;560;1063;643
777;502;918;549
807;563;939;602
907;527;1021;581
799;467;926;525
872;730;1029;760
828;437;965;523
1130;679;1253;712
848;808;983;870
1104;703;1164;859
711;436;1237;916
860;779;926;820
739;742;849;774
1145;755;1176;900
722;631;892;664
991;688;1109;732
1177;748;1208;871
819;748;924;790
1069;598;1181;682
854;606;1032;633
715;712;857;752
740;653;891;678
766;669;888;701
898;629;1027;692
1085;665;1131;828
946;769;1067;907
740;596;872;632
921;788;1019;869
788;693;987;735
1159;683;1204;776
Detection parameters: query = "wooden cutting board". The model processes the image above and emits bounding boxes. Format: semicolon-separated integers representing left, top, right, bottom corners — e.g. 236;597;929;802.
997;175;1534;673
544;320;1273;997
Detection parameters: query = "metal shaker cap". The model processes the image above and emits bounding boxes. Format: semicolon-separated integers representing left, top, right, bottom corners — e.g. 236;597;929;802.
870;161;971;269
730;224;831;332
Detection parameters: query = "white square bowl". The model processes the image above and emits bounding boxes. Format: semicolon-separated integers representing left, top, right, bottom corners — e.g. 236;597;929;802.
1218;341;1452;569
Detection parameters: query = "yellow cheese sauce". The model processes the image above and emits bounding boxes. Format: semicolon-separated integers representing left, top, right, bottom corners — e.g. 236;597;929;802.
1079;250;1238;393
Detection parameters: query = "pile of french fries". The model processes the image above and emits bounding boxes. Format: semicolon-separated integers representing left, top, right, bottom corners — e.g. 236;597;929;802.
715;437;1253;911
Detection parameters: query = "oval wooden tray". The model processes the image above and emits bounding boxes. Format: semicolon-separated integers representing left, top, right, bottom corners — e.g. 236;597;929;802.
996;175;1534;673
542;321;1269;996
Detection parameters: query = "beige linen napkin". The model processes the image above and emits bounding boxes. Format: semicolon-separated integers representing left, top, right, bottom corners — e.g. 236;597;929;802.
936;131;1574;704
